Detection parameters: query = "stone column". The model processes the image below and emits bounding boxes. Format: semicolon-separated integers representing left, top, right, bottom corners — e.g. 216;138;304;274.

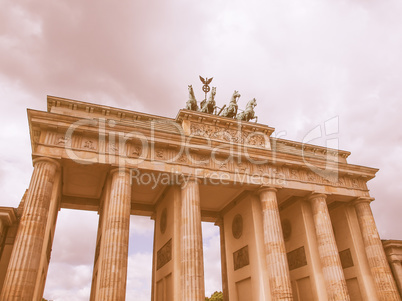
308;193;350;301
258;187;293;300
0;157;60;300
353;198;401;300
98;168;132;301
388;258;402;297
181;178;205;301
215;218;229;301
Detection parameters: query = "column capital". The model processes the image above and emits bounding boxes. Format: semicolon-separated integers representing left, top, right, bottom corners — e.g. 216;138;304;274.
307;192;328;202
109;167;131;176
32;156;61;170
257;186;279;195
179;176;202;188
352;197;375;206
388;256;401;264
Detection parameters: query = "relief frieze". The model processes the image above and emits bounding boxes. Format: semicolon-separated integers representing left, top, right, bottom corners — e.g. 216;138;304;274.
189;123;266;148
83;139;97;150
287;246;307;271
155;148;165;160
233;245;249;271
132;145;142;157
108;142;118;154
157;239;172;270
339;248;354;269
43;129;369;192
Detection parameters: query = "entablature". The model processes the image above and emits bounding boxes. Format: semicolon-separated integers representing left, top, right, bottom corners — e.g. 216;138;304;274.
29;96;378;198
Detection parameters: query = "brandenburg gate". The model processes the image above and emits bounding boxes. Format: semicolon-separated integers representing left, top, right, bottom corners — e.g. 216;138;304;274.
0;94;401;300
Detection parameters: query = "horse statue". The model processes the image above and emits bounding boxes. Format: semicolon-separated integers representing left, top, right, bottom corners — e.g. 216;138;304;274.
185;85;198;111
199;87;216;114
237;98;258;122
220;90;241;118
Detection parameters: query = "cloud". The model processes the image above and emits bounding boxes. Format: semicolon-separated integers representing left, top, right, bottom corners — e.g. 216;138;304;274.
203;223;222;297
44;263;93;301
2;0;402;299
44;210;97;301
126;252;153;301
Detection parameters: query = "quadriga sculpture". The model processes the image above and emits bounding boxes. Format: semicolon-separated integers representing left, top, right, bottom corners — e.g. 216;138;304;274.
199;87;216;114
185;85;198;111
237;98;258;122
220;90;241;118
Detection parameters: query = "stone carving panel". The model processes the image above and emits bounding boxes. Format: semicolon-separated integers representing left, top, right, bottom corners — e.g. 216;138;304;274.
177;153;188;163
155;148;165;160
132;145;142;157
82;139;97;150
287;246;307;271
339;248;354;269
233;245;249;271
56;135;70;146
108;142;119;154
189;123;265;147
236;161;250;173
157;239;172;270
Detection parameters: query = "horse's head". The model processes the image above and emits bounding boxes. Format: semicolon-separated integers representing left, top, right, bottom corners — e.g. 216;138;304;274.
231;90;241;103
247;98;257;108
188;85;193;92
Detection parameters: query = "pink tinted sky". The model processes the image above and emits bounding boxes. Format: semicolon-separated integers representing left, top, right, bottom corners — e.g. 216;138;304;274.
1;0;402;300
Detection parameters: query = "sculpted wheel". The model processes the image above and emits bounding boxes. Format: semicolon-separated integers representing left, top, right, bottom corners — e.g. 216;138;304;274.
202;85;210;93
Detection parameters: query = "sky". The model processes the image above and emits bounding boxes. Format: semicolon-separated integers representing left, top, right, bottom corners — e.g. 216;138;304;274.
1;0;402;300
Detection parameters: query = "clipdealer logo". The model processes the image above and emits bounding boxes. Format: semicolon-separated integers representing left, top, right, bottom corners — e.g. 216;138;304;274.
61;116;340;185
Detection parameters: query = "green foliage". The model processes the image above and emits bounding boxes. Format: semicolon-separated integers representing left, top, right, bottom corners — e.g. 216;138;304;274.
205;291;223;301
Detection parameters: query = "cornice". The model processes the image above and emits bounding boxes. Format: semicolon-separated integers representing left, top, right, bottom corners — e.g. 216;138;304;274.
47;95;173;122
0;207;17;226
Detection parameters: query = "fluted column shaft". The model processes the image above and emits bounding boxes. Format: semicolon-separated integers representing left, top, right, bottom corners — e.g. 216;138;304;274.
388;258;402;296
259;188;293;300
98;168;132;301
354;198;401;300
309;194;350;301
0;157;60;300
181;179;205;301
